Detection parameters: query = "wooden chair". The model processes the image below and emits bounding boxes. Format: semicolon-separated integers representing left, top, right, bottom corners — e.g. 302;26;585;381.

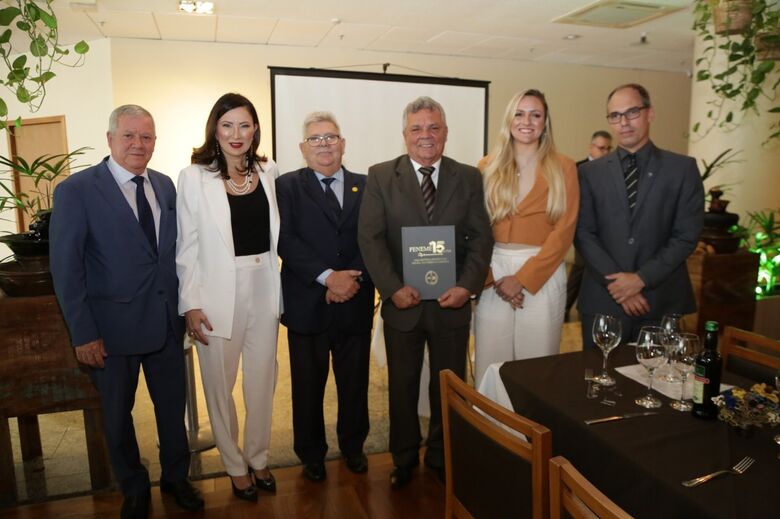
440;369;552;519
721;326;780;384
549;456;632;519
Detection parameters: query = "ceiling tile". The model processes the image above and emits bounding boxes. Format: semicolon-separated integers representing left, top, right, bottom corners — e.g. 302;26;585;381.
86;11;160;39
319;23;389;49
216;16;278;44
268;19;335;46
155;13;216;42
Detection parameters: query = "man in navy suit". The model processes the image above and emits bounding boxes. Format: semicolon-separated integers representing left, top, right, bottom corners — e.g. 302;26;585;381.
50;105;203;518
576;84;704;348
276;112;375;482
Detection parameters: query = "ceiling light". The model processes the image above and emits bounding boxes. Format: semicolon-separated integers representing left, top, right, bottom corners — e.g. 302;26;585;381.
178;1;214;15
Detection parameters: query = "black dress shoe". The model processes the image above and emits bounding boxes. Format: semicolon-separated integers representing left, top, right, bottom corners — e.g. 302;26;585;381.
250;468;276;492
424;459;445;484
121;489;150;519
343;452;368;474
302;461;326;482
390;466;413;489
230;476;258;503
160;478;205;511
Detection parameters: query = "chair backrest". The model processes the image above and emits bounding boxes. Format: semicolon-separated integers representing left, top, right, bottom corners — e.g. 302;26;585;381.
549;456;632;519
440;369;552;519
721;326;780;384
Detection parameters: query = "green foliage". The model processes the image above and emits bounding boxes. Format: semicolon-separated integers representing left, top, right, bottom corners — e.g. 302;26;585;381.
0;146;90;224
0;1;89;129
692;0;780;143
730;208;780;297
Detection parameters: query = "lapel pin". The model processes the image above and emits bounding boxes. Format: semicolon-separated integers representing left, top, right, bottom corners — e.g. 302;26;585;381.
352;186;358;192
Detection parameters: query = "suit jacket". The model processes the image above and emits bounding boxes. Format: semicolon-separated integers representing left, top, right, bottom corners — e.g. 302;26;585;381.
176;161;282;339
276;167;374;335
358;155;493;332
50;157;182;354
575;142;704;318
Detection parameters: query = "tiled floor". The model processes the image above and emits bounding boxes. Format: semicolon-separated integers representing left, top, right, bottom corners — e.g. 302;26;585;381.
5;318;582;504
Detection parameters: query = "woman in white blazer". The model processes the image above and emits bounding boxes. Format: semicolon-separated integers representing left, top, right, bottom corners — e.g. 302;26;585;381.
176;93;282;502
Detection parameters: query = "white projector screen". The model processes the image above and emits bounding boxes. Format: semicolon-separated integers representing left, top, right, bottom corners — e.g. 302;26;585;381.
270;67;489;175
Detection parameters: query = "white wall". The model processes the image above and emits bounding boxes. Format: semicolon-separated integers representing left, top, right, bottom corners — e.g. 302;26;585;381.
687;36;780;221
108;38;693;186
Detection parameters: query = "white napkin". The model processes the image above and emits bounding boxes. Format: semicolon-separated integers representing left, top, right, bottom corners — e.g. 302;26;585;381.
615;364;733;400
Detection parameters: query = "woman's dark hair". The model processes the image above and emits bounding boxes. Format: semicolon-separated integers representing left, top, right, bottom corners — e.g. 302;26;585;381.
191;92;267;178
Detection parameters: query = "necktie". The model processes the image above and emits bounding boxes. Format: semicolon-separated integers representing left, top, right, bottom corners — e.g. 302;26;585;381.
419;166;436;221
624;153;638;211
131;176;157;253
321;177;342;218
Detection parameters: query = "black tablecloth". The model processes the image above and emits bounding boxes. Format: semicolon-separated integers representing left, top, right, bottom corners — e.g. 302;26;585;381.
499;347;780;519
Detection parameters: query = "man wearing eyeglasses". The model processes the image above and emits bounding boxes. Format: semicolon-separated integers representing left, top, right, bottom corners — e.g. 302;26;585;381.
575;84;704;348
276;111;374;482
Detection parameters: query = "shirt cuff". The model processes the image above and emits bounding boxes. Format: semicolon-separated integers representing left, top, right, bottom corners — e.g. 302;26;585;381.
317;269;334;287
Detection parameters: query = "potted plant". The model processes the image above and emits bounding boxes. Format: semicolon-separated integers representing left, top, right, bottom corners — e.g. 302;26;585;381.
755;7;780;60
0;146;89;295
691;0;780;142
730;209;780;298
711;0;754;35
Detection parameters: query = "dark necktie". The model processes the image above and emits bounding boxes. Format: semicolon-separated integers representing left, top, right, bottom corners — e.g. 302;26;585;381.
321;177;342;218
624;153;638;211
131;176;157;253
419;166;436;221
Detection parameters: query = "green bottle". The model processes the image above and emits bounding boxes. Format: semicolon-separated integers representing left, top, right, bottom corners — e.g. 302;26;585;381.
692;321;722;419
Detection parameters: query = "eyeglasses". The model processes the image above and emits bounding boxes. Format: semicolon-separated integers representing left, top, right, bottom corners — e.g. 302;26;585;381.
304;134;341;146
591;144;612;152
606;106;647;124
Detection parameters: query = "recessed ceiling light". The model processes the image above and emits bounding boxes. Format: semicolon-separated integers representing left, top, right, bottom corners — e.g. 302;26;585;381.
563;34;581;40
178;1;214;15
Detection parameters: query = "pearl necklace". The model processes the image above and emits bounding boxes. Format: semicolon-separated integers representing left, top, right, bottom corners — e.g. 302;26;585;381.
225;172;253;195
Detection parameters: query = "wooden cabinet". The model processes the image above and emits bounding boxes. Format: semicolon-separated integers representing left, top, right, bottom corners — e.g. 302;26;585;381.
0;295;111;504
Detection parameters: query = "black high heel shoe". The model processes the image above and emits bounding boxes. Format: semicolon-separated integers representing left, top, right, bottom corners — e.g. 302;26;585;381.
230;475;258;502
250;468;277;493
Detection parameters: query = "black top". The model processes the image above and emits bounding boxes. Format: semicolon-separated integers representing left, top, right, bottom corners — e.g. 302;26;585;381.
227;181;270;256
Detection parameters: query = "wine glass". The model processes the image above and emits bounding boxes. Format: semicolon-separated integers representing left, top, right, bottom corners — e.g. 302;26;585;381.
635;326;667;409
668;333;701;411
591;314;622;387
659;314;684;382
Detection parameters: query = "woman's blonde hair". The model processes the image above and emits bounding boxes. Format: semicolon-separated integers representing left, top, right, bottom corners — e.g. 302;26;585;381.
483;89;566;224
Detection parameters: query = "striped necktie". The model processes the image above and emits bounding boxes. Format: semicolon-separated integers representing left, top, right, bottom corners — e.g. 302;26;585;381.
625;153;638;211
419;166;436;221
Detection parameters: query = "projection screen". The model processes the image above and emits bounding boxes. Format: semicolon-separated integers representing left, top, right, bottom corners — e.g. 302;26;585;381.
270;67;490;175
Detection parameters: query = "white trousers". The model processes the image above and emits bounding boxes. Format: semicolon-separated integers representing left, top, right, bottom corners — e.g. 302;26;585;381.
474;245;566;387
195;252;279;476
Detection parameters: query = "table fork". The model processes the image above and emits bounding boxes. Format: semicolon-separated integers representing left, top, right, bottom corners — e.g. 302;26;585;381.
681;456;755;487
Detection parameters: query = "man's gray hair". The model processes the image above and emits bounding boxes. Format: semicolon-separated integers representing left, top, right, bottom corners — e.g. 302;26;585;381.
402;96;447;130
108;105;154;134
302;111;341;138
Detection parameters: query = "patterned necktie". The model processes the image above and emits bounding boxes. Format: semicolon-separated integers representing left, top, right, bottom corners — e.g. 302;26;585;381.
419;166;436;221
131;176;157;253
321;177;342;218
625;153;639;211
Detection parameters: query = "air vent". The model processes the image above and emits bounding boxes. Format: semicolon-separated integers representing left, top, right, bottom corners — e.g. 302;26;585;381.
553;0;687;28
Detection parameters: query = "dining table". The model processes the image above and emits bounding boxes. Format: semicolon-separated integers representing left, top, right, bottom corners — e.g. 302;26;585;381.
480;345;780;519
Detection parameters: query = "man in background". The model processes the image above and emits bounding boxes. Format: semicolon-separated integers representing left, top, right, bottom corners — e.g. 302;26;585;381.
566;130;612;321
50;105;202;518
576;84;703;348
358;96;493;488
277;112;374;483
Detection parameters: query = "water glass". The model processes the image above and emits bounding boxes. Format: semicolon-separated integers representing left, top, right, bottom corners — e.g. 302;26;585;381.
668;333;701;411
635;326;667;409
592;314;622;387
659;314;684;382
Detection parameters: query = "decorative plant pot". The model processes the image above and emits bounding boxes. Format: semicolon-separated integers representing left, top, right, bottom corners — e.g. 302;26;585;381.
755;31;780;60
0;234;53;297
713;0;753;35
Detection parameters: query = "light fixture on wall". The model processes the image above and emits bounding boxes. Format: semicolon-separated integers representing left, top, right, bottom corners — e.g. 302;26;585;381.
178;1;215;15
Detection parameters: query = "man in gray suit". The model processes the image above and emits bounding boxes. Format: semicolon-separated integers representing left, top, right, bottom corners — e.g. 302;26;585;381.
576;84;704;348
358;96;492;488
